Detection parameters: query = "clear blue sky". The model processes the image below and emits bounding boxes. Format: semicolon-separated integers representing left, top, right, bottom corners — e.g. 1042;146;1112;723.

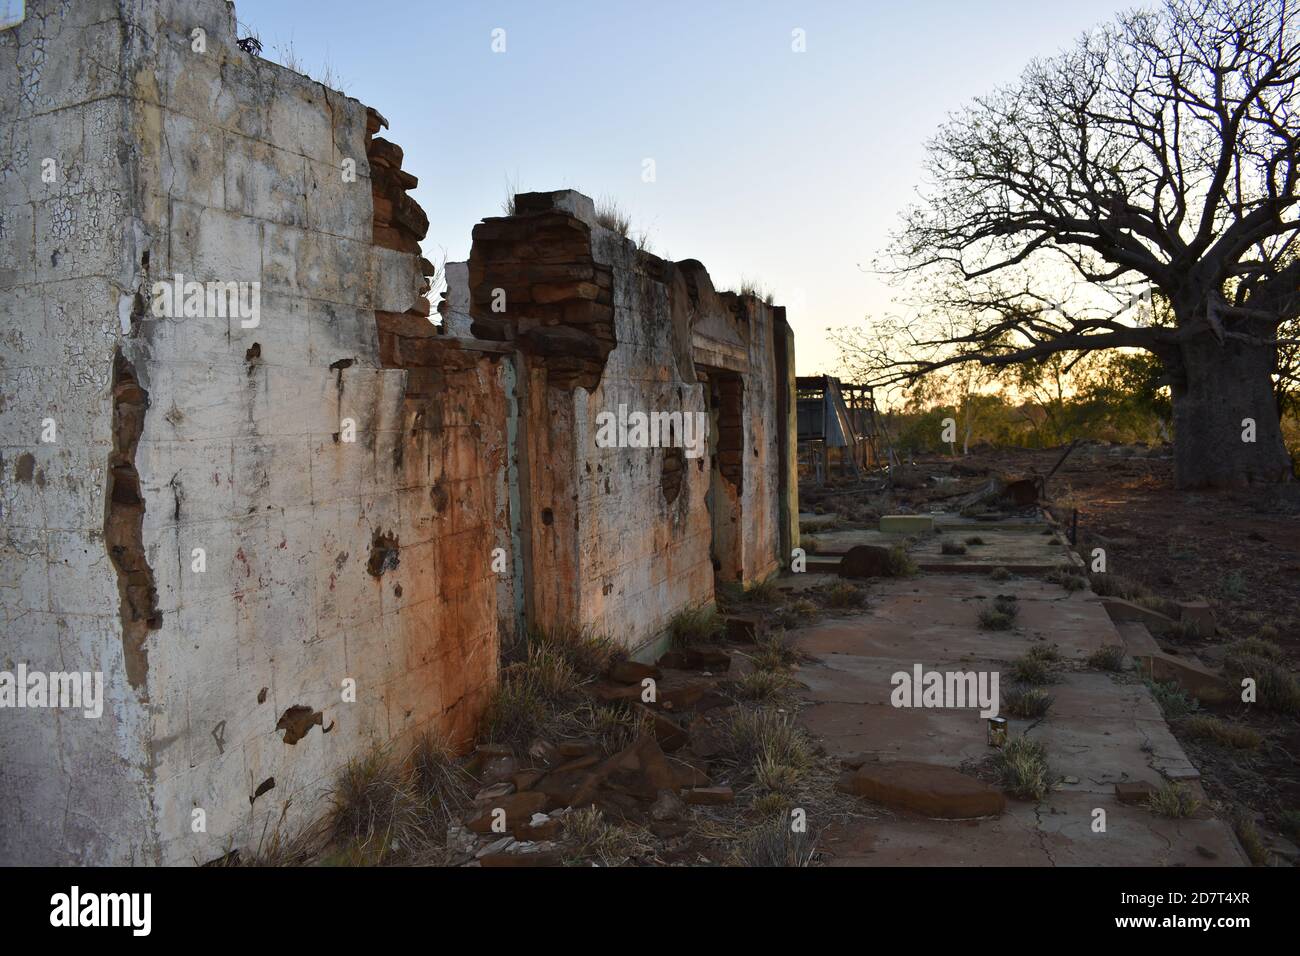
242;0;1139;374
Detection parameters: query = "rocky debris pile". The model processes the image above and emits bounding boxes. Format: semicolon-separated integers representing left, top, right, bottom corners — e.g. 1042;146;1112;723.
452;633;760;866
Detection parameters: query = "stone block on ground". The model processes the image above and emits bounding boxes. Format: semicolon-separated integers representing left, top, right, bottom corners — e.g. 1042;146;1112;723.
1138;652;1235;705
879;515;934;534
609;660;661;684
835;761;1006;819
1115;780;1158;805
725;614;762;644
839;544;892;579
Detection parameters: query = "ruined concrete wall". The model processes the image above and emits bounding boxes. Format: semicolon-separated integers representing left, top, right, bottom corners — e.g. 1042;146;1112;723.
734;295;783;585
0;0;158;866
574;229;715;652
686;266;786;586
1;0;505;865
468;191;787;655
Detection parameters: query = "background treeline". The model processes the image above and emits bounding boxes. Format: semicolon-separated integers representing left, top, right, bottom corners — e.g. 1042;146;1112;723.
878;349;1300;461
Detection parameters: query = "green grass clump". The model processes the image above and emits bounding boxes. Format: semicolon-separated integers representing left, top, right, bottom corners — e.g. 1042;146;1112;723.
990;566;1011;582
941;539;968;555
1145;679;1199;718
965;536;986;546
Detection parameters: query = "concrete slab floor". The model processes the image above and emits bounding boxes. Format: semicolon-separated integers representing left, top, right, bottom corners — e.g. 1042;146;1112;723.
789;571;1247;867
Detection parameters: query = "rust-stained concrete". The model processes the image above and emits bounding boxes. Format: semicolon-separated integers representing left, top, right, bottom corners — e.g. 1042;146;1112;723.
0;3;797;865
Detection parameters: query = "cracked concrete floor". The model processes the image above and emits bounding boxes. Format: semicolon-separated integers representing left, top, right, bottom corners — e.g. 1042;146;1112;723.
791;570;1249;866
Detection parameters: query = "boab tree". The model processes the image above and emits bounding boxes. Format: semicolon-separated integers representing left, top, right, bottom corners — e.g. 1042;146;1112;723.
859;0;1300;488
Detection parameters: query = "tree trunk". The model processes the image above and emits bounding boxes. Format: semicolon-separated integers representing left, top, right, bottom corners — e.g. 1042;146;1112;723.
1168;325;1294;488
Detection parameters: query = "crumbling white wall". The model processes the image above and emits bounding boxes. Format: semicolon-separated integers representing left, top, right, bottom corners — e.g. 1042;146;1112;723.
0;0;159;866
571;226;715;654
1;0;505;866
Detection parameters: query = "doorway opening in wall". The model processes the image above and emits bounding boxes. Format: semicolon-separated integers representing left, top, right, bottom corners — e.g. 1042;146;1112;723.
701;368;744;585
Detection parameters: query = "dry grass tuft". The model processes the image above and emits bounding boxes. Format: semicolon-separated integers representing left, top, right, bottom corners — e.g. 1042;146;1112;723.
1223;650;1300;714
886;545;918;577
735;817;816;867
562;807;652;866
979;596;1020;631
993;735;1052;800
1176;715;1262;751
1146;781;1201;818
725;707;815;792
733;668;798;702
1087;644;1126;672
825;582;868;609
669;603;725;648
1003;685;1054;718
330;746;429;864
593;196;631;237
743;576;782;604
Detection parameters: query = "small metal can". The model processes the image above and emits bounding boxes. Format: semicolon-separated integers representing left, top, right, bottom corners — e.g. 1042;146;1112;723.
987;716;1009;748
